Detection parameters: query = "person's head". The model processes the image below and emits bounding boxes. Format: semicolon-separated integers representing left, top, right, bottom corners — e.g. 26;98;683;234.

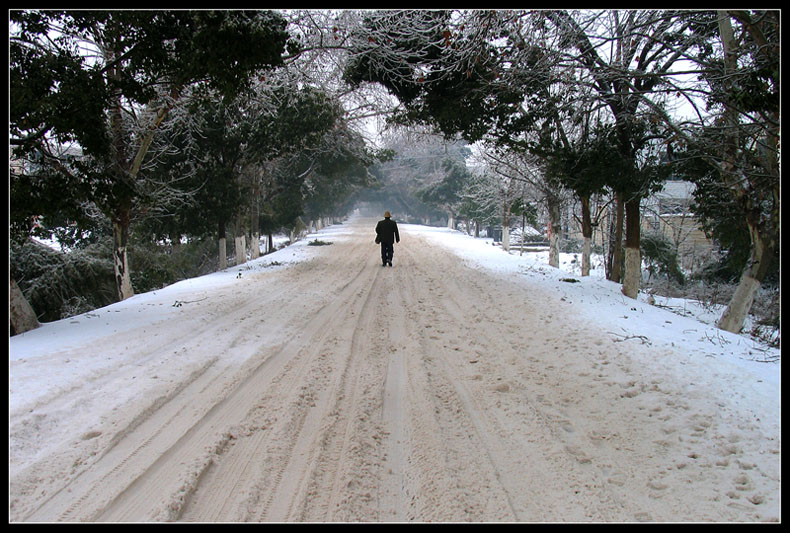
384;211;391;218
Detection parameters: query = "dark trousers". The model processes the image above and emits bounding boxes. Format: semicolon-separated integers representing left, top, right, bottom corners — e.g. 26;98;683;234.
380;242;394;264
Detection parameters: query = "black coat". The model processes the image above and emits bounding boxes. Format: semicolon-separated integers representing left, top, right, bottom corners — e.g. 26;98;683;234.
375;218;400;245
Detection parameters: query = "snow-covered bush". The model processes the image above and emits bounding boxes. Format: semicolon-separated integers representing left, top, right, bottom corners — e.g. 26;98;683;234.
10;235;222;323
129;237;220;293
10;239;116;322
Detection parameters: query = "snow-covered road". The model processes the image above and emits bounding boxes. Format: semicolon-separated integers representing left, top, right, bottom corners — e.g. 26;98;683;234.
9;217;780;522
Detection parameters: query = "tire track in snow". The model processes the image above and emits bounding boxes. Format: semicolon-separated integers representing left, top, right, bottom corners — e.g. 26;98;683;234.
302;264;386;521
378;261;411;521
182;245;384;522
93;240;376;521
13;218;778;522
22;238;371;522
23;356;221;522
11;269;300;495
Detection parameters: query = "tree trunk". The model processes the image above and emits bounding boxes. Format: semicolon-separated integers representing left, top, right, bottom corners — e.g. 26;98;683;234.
250;233;259;260
501;203;511;252
9;276;39;335
218;221;227;270
107;44;134;302
713;12;779;334
718;276;760;334
112;205;134;301
580;194;592;276
607;192;625;282
234;214;246;265
250;184;260;260
547;193;562;268
717;220;775;333
170;232;182;253
621;196;641;299
235;234;246;265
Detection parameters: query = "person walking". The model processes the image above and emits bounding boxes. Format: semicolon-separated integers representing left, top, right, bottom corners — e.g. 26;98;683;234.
375;211;400;267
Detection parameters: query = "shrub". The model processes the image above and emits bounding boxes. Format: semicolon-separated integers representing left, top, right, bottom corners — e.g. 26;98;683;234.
11;235;221;322
640;232;685;286
10;238;116;321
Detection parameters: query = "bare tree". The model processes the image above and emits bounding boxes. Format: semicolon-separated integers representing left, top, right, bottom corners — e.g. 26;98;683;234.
475;147;569;262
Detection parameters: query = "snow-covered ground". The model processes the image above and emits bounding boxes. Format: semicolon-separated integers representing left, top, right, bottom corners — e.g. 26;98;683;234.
14;223;778;371
417;224;780;377
9;216;780;522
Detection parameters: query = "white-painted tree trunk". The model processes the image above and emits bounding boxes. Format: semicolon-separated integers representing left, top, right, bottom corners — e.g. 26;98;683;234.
548;231;559;268
547;197;561;269
582;237;591;277
112;219;134;301
621;197;642;299
621;247;641;299
235;234;246;265
717;275;760;333
717;225;773;333
250;233;260;260
114;248;134;301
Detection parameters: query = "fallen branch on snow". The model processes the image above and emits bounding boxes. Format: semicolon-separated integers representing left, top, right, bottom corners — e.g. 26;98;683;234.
172;297;208;308
607;330;652;345
702;329;732;347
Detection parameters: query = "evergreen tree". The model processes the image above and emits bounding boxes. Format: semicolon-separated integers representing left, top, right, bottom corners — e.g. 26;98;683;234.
10;10;290;301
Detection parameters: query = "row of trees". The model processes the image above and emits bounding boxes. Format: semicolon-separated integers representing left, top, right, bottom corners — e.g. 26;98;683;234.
10;10;385;332
9;10;779;338
341;9;779;335
358;127;473;225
